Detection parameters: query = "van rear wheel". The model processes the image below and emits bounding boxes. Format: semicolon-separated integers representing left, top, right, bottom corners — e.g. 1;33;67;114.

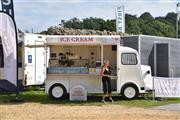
49;83;67;100
121;84;138;99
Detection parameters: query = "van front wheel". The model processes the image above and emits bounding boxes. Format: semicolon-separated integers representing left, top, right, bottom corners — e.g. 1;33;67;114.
121;84;138;99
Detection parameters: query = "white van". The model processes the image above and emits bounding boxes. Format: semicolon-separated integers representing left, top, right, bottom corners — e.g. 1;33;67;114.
44;35;152;99
0;33;47;87
0;33;48;87
23;33;47;86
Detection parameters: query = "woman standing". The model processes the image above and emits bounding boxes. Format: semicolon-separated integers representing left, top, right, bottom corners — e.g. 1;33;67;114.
100;60;113;103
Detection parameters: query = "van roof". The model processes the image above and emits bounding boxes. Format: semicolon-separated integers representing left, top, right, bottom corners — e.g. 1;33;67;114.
119;46;138;53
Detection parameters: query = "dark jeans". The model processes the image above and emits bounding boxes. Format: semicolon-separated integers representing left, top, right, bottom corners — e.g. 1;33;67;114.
102;77;112;94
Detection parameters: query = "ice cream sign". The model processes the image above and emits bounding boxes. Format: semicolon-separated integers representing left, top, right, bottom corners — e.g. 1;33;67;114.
46;36;120;45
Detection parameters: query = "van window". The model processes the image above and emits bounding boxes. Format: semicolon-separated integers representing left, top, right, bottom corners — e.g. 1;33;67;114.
121;53;137;65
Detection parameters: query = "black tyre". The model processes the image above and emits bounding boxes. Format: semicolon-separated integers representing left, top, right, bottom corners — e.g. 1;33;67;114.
49;83;67;100
121;84;138;99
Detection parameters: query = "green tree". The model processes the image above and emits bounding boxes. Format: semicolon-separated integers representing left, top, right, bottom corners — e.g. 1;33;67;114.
63;17;84;29
141;20;175;37
126;19;143;34
44;12;177;38
83;17;105;30
103;19;116;31
165;12;177;25
140;12;154;21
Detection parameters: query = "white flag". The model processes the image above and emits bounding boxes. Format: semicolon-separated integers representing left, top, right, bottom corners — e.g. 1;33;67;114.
116;6;125;33
0;12;17;86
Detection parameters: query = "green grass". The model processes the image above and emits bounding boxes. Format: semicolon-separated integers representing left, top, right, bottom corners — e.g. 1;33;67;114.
0;88;179;107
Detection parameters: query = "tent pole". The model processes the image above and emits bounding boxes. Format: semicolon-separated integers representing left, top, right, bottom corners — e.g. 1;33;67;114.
152;77;155;101
101;44;104;66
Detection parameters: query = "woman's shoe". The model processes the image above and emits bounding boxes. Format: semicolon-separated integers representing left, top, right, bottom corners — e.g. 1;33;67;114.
109;98;114;103
101;99;107;104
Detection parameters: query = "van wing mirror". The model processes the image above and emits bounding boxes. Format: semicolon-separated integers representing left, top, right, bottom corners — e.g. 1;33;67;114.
146;71;150;74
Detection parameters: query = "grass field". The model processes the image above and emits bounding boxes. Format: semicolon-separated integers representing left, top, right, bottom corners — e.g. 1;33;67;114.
0;88;179;107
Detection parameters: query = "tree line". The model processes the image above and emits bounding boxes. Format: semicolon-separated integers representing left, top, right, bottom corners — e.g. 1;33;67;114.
58;12;178;38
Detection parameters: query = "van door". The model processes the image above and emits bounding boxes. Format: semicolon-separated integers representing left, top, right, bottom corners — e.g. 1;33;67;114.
120;53;141;84
24;47;35;86
154;43;169;77
117;49;143;94
35;46;46;85
24;43;46;86
119;50;145;99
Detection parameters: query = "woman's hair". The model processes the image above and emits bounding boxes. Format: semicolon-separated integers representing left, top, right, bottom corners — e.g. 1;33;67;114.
103;59;109;67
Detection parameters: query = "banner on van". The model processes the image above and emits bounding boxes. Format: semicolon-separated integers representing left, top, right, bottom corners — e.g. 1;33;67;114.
46;36;121;45
1;0;14;19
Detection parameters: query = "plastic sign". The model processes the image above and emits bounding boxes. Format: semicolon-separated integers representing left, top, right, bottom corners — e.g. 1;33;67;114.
154;77;180;97
1;0;14;19
70;85;87;101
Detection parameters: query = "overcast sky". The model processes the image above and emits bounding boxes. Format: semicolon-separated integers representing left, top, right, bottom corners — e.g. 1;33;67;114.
1;0;179;32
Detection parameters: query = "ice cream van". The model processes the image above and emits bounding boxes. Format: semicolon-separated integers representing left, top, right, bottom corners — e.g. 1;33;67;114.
43;35;152;99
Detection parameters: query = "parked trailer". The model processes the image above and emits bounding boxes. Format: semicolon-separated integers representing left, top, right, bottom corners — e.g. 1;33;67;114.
121;35;180;77
0;33;47;88
43;35;152;99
